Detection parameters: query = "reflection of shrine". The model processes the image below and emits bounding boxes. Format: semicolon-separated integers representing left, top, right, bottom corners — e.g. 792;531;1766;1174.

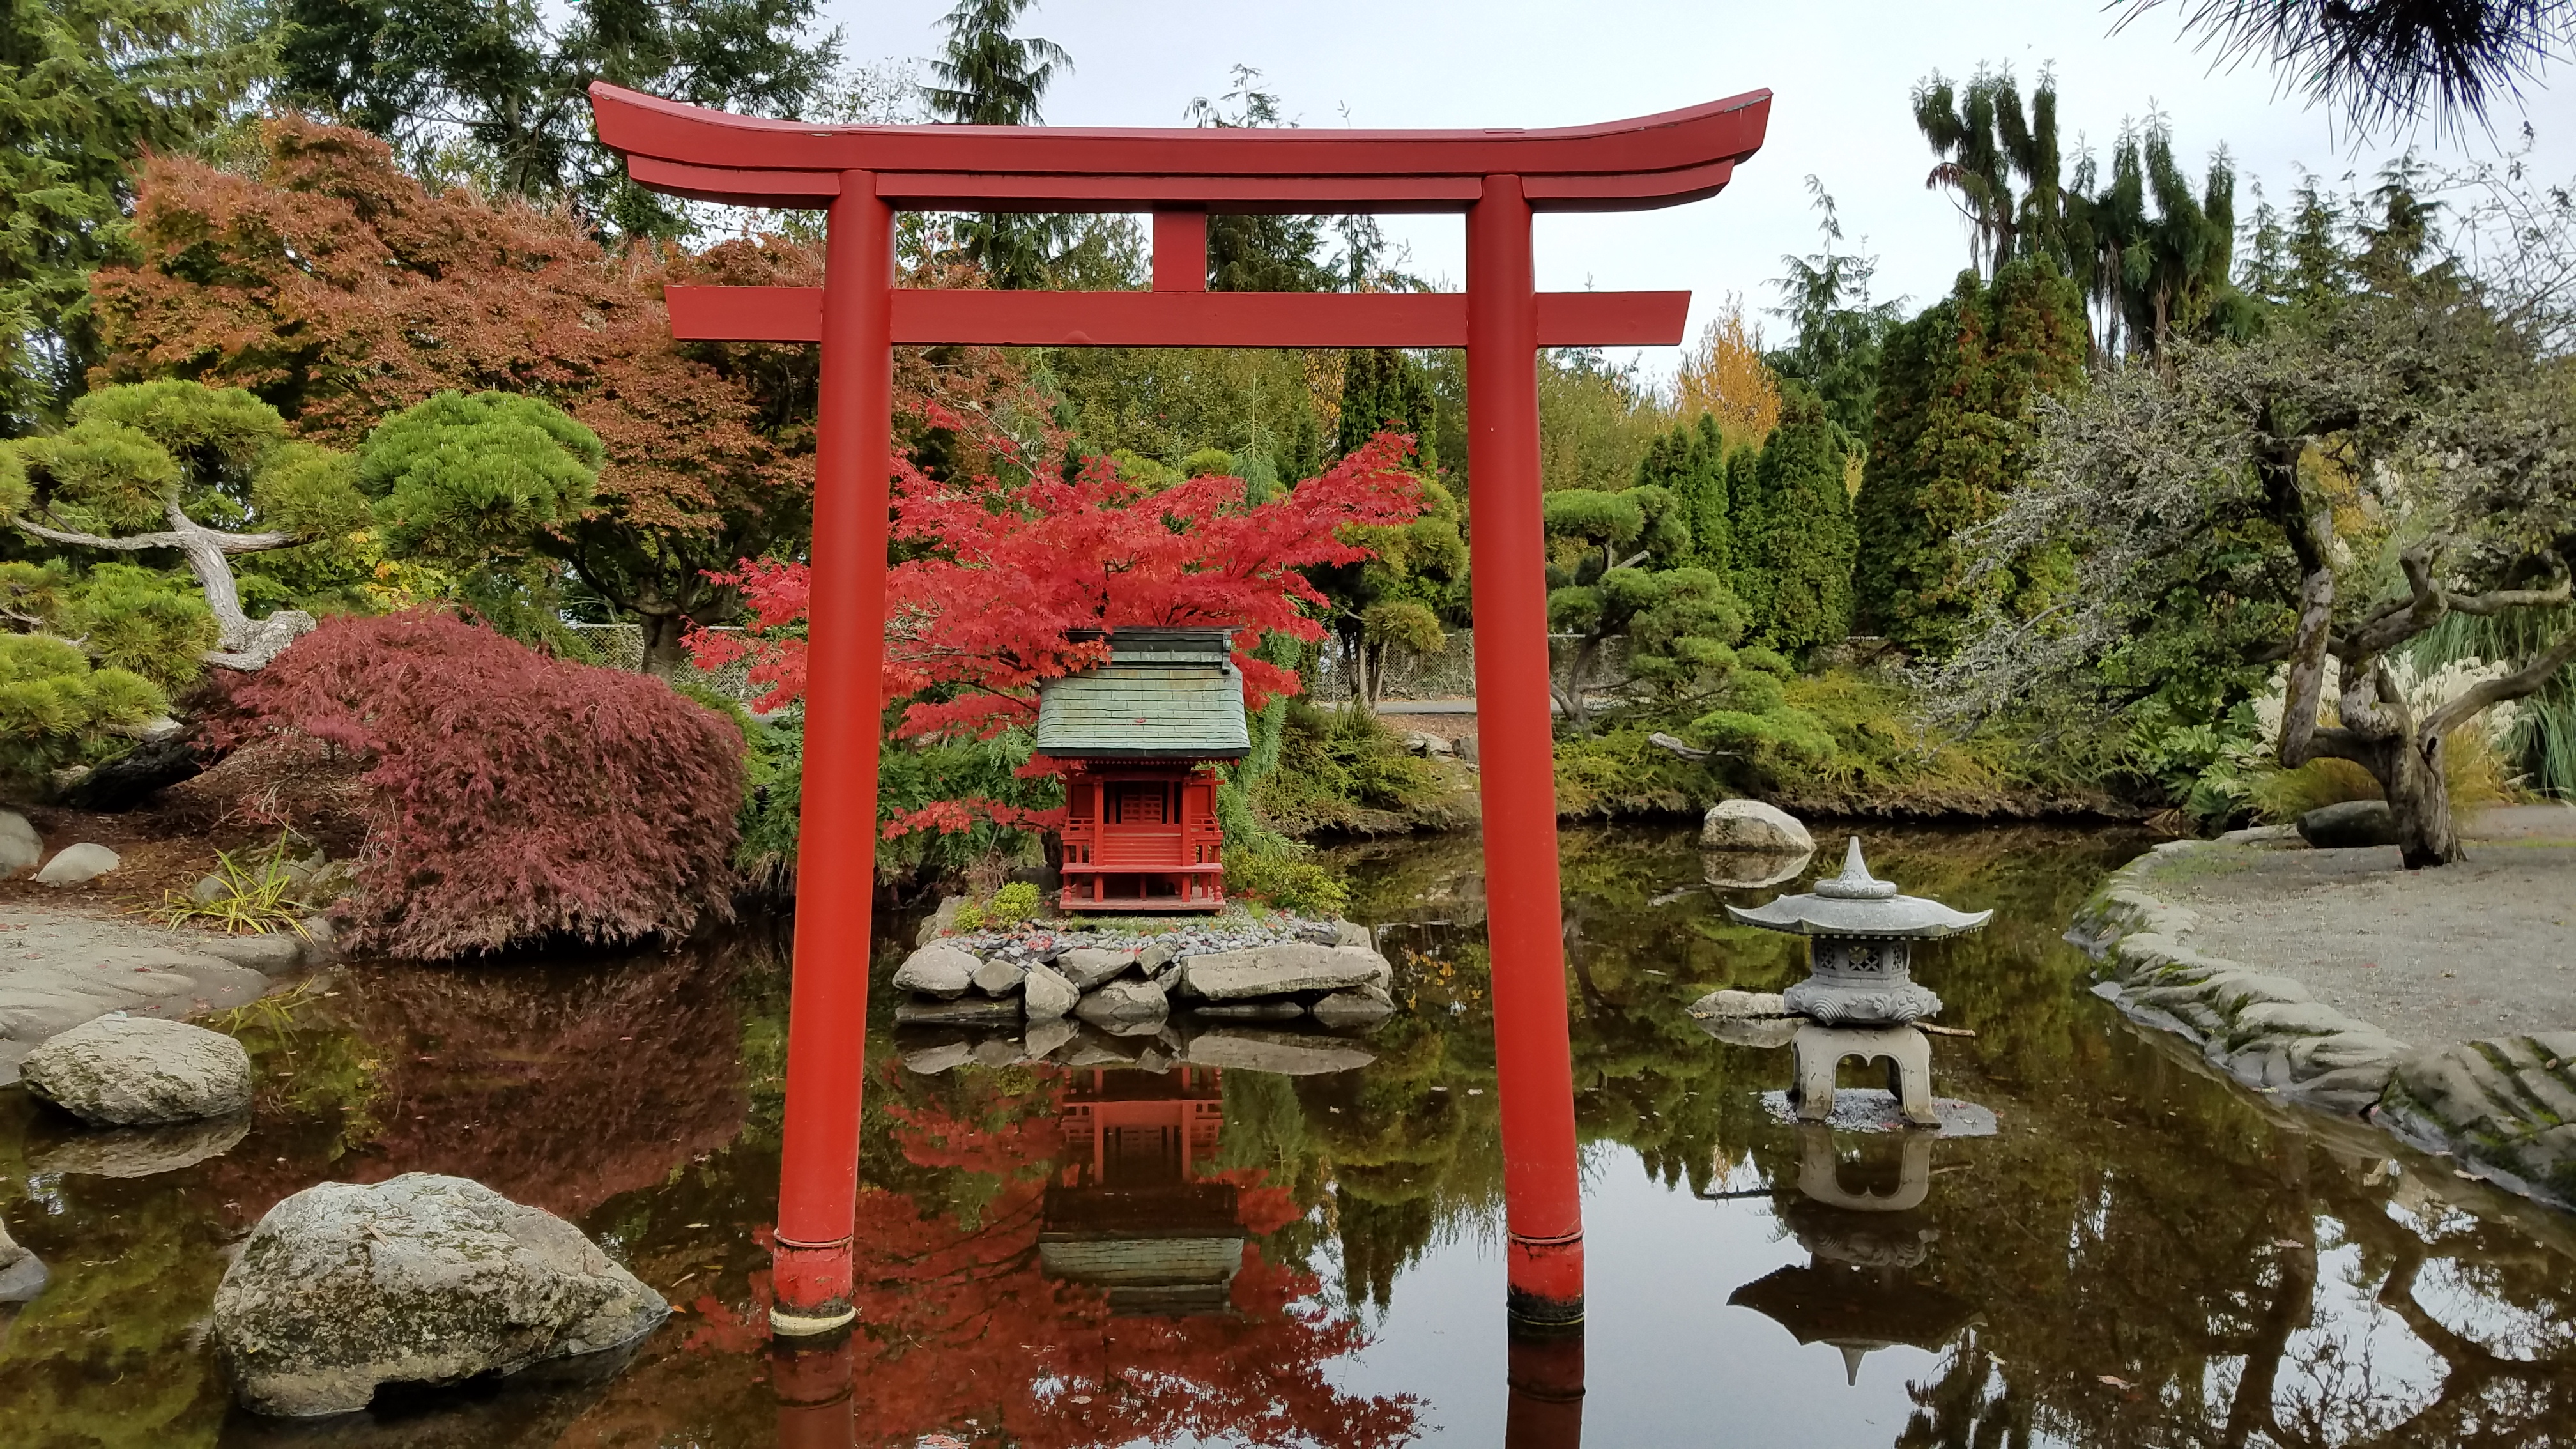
1726;1126;1979;1385
1040;1066;1245;1315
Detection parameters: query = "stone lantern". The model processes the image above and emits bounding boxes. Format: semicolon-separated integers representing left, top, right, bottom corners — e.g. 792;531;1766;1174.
1725;838;1991;1127
1725;837;1989;1025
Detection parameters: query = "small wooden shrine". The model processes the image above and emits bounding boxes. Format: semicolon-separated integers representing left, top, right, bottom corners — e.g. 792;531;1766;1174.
1036;627;1248;912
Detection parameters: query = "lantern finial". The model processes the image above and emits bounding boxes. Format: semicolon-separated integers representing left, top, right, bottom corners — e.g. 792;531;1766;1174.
1813;837;1899;901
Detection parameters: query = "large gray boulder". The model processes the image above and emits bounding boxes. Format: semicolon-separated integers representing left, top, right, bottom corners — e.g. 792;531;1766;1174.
972;955;1029;997
1310;988;1395;1029
1055;947;1137;992
1702;848;1813;890
2296;799;2402;848
0;1213;46;1303
33;842;119;885
1699;799;1814;853
0;809;42;875
1021;962;1079;1020
1177;944;1392;1000
21;1015;254;1125
211;1174;667;1417
1073;977;1169;1033
892;943;979;999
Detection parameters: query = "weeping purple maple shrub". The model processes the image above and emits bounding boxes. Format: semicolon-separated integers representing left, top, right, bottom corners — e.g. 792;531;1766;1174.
218;610;744;958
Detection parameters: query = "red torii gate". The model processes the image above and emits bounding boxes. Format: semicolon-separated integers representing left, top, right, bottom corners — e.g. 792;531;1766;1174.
588;80;1771;1337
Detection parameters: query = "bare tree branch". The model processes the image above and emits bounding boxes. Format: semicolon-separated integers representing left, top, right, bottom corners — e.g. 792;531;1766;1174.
2422;621;2576;736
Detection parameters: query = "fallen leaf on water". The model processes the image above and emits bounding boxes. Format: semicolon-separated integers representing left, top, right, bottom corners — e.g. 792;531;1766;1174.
2098;1375;2136;1390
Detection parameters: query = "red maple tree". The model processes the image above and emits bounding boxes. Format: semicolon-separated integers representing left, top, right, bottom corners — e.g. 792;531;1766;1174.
694;418;1425;793
216;610;744;957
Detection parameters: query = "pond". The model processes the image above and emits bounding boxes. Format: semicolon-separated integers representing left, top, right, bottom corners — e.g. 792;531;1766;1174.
4;822;2573;1447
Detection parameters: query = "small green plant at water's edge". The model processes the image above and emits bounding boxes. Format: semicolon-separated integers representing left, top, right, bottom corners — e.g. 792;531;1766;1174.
158;832;312;937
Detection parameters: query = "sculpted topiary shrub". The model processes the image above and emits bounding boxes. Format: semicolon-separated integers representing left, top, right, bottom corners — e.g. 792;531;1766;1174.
219;611;743;958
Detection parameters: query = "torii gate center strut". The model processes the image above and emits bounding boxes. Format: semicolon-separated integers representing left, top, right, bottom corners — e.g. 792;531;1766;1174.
588;80;1772;1337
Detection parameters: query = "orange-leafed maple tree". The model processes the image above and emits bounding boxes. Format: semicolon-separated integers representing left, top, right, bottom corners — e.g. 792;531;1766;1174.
1674;297;1782;448
84;118;1020;670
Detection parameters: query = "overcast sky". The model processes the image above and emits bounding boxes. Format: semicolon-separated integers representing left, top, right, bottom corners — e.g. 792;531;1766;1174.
816;0;2570;377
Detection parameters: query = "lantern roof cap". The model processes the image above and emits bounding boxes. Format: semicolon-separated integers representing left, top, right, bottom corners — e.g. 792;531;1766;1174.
1724;838;1992;939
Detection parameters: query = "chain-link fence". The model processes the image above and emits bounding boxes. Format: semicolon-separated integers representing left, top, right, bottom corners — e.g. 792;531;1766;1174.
1306;629;1630;703
566;623;768;708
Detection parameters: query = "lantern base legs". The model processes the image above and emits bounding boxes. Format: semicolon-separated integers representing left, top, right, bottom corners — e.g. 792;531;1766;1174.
1790;1024;1938;1128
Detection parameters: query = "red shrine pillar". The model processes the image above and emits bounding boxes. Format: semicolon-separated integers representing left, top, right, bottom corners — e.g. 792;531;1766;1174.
1466;172;1585;1325
772;170;897;1335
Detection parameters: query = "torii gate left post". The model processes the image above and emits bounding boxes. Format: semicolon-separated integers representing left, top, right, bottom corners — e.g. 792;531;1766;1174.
588;81;1770;1338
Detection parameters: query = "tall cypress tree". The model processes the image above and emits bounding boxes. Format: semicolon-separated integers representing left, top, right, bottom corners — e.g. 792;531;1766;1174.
1737;383;1857;656
1851;260;2088;657
1336;348;1438;471
1636;411;1736;576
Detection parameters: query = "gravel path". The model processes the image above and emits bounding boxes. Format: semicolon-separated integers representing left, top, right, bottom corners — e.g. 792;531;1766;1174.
2138;804;2576;1049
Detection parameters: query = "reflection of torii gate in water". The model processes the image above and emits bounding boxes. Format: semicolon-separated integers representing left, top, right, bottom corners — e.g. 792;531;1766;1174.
586;80;1772;1336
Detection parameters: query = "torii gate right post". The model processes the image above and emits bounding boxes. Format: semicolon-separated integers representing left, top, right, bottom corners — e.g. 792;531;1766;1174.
590;82;1772;1336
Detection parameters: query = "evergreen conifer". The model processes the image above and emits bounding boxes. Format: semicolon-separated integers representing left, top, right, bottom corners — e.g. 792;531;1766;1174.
1736;383;1857;656
1852;261;2089;657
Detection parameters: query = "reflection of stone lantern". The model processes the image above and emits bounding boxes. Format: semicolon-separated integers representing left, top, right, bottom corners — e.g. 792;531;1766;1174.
1728;1126;1978;1386
1725;839;1991;1127
1719;1126;1979;1386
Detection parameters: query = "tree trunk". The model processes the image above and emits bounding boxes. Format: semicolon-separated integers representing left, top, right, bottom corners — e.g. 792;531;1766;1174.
638;611;690;677
2383;728;2460;869
59;731;215;811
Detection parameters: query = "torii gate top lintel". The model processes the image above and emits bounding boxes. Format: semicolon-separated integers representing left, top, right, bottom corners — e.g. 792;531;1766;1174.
588;80;1770;213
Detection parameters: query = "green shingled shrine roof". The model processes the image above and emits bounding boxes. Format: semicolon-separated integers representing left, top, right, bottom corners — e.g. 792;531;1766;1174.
1036;629;1250;760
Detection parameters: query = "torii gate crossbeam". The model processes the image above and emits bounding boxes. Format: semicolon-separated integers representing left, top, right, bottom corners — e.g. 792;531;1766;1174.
590;80;1771;1338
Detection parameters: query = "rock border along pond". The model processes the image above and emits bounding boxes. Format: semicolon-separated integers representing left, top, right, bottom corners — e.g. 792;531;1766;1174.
892;905;1397;1075
2073;839;2576;1212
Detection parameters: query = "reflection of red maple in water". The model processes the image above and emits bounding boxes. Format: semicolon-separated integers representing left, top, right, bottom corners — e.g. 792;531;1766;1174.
197;948;754;1229
677;1064;1420;1449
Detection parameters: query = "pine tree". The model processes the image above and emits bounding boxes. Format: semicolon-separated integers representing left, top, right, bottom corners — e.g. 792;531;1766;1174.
257;0;840;238
1851;260;2088;657
1188;68;1333;294
1766;178;1905;448
0;0;259;431
926;0;1070;287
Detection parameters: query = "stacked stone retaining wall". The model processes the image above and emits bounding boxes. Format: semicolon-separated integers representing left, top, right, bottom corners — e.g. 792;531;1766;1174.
2073;839;2576;1214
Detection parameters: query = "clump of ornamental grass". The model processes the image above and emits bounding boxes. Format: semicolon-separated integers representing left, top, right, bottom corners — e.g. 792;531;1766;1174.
215;610;745;959
158;831;313;937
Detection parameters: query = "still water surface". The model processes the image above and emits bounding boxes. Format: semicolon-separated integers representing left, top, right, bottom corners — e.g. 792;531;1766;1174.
4;823;2573;1447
